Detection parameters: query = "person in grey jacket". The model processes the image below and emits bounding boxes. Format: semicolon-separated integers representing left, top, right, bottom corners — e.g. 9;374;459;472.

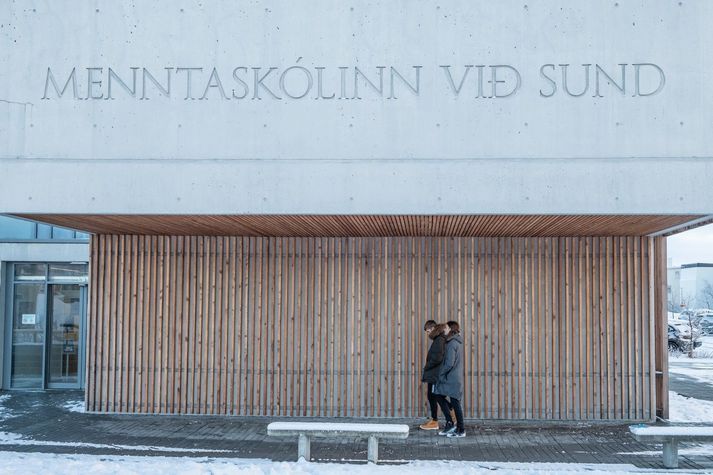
433;321;465;437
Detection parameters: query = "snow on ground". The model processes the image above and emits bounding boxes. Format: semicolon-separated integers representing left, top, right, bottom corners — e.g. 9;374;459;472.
0;452;669;475
668;336;713;388
670;335;713;362
669;361;713;385
62;400;85;413
668;391;713;423
0;431;235;453
0;394;12;421
696;335;713;357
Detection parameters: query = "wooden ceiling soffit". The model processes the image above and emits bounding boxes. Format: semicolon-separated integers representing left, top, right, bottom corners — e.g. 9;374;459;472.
12;214;707;237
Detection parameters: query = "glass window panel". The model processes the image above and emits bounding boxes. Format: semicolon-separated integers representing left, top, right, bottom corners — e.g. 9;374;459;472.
49;263;88;283
37;224;53;239
14;263;47;282
0;216;36;239
51;227;75;239
48;285;81;385
75;232;91;240
11;283;46;388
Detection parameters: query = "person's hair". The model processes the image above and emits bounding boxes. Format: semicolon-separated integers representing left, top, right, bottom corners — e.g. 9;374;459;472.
424;320;437;331
446;320;460;334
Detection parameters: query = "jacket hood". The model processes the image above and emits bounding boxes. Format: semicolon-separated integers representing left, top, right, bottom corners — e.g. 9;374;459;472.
447;334;463;345
429;323;447;340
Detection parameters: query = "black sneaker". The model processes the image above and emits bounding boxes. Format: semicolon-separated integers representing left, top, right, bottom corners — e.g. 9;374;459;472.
438;422;456;436
448;429;466;438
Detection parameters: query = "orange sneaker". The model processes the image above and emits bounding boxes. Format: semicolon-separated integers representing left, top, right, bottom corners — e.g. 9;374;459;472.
419;419;440;430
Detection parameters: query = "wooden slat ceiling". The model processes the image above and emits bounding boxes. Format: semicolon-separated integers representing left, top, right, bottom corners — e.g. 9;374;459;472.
14;214;705;237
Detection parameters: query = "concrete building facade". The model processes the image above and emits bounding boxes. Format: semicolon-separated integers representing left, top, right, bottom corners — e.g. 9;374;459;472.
3;1;713;420
668;263;713;311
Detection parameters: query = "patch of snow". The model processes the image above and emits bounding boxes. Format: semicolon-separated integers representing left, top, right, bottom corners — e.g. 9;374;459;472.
630;425;713;436
0;432;23;442
669;360;713;385
670;336;713;360
0;452;662;475
0;394;13;421
0;431;235;453
62;400;85;413
267;422;409;434
618;446;713;456
669;392;713;423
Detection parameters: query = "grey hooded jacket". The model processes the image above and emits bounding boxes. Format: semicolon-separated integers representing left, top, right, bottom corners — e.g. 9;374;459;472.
434;333;463;400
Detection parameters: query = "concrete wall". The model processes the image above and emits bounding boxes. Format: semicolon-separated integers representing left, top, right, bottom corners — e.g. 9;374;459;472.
1;1;713;215
0;242;89;388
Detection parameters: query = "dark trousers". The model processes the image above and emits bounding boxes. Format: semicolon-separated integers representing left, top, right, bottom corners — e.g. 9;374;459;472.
427;383;449;419
435;394;464;431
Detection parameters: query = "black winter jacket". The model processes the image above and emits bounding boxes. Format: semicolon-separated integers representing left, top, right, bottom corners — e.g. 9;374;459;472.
421;328;447;383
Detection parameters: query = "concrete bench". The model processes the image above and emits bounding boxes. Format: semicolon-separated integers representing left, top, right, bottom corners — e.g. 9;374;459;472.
266;421;409;464
629;424;713;468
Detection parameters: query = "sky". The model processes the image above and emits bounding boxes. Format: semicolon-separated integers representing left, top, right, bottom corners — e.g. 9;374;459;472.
667;222;713;267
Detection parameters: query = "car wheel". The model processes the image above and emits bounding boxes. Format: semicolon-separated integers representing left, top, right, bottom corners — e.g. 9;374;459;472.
668;341;681;353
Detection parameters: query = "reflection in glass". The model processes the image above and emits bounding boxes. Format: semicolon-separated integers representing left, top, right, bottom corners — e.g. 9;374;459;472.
51;227;75;239
11;284;46;388
14;263;46;281
37;224;53;239
0;216;36;239
49;264;88;283
48;285;81;385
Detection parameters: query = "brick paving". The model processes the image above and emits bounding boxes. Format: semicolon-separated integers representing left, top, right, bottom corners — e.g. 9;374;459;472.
1;390;712;469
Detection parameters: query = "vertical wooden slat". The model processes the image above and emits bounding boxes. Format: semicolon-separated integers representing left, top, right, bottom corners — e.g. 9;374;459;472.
654;237;668;420
239;237;249;415
178;235;186;414
87;237;98;411
107;235;117;412
642;237;650;420
144;236;155;412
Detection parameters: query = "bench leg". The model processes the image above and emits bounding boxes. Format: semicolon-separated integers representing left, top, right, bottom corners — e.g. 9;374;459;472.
367;436;379;464
298;434;311;462
662;439;678;469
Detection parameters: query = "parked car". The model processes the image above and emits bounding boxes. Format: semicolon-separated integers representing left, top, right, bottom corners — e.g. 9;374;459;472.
668;319;695;338
675;309;712;336
699;314;713;336
668;324;702;353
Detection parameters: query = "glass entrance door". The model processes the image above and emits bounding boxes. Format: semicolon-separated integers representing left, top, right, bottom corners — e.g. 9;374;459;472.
5;263;88;390
47;284;84;387
10;282;47;388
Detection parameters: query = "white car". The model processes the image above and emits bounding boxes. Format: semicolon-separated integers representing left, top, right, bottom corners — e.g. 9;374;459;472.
668;319;695;338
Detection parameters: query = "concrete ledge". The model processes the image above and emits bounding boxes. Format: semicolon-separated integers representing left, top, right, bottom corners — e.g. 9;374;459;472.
2;157;713;215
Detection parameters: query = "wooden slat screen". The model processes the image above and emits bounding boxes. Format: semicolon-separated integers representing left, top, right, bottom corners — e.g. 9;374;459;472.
86;235;657;420
19;213;704;237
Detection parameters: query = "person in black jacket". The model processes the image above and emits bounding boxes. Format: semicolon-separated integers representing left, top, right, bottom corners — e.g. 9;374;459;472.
419;321;452;430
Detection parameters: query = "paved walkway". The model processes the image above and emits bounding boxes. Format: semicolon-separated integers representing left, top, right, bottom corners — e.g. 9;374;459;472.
1;390;712;470
670;358;713;402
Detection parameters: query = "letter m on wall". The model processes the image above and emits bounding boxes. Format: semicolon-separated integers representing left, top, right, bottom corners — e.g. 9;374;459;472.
42;67;78;99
